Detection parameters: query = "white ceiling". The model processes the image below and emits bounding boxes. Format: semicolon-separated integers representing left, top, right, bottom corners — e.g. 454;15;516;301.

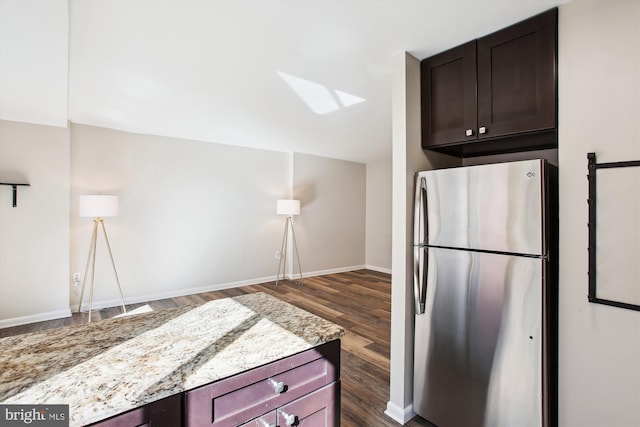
0;0;568;164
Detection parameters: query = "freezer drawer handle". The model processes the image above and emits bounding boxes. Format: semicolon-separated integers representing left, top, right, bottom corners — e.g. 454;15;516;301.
414;247;427;315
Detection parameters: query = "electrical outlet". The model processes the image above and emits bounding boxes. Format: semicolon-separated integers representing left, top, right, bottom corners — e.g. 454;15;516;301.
71;273;81;297
275;251;281;259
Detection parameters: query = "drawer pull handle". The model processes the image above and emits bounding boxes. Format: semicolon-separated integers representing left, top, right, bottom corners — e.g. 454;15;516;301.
269;379;287;394
465;128;474;137
280;410;298;426
479;126;487;134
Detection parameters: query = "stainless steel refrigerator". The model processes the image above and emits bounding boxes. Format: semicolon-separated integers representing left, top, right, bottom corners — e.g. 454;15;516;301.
412;159;557;427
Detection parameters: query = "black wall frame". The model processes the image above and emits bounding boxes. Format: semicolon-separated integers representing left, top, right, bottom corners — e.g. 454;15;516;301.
587;152;640;312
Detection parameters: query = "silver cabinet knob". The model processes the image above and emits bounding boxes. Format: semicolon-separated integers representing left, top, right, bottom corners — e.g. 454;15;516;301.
280;410;297;426
465;129;474;137
268;379;286;394
479;126;487;134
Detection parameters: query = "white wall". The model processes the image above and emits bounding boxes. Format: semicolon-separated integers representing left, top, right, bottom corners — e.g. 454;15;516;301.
365;158;392;273
0;121;370;326
69;124;289;308
0;120;70;326
558;1;640;425
386;52;459;424
292;152;366;276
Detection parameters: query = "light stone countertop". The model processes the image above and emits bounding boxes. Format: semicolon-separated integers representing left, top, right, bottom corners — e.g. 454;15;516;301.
0;292;344;426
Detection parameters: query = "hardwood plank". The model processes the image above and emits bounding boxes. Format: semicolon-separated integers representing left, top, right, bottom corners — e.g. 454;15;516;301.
148;298;179;310
341;331;389;372
281;293;344;319
0;270;431;426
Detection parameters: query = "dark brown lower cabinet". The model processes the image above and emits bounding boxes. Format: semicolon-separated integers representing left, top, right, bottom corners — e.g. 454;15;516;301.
88;394;182;427
186;340;340;427
87;340;341;427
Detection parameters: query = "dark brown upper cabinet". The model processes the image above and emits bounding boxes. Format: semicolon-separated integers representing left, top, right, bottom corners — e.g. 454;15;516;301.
421;8;557;157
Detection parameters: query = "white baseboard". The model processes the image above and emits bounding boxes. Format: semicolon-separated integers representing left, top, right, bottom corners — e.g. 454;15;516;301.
384;401;416;425
0;308;72;329
364;265;392;275
298;264;366;278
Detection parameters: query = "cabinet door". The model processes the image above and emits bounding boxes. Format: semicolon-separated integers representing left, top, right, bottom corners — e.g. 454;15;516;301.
421;40;477;148
277;382;340;427
476;8;557;139
88;394;182;427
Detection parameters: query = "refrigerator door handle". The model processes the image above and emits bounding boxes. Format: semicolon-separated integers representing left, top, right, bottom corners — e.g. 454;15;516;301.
413;246;427;314
414;177;428;315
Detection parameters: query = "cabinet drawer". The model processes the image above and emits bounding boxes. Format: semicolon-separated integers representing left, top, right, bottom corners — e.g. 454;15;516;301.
238;411;276;427
185;340;340;427
277;382;340;427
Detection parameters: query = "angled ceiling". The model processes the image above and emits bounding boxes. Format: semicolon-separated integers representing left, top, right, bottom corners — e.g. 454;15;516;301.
1;0;568;164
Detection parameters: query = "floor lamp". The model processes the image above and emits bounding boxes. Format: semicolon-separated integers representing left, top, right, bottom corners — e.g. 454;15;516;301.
77;195;127;322
276;199;303;286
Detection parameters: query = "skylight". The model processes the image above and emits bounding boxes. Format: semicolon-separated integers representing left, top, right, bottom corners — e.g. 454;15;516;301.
334;90;365;107
277;71;365;115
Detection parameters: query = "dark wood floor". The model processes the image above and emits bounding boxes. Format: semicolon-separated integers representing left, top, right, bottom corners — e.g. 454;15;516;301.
1;269;430;427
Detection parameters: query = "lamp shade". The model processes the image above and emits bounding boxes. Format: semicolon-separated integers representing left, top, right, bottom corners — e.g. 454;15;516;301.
79;195;119;218
277;199;300;216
